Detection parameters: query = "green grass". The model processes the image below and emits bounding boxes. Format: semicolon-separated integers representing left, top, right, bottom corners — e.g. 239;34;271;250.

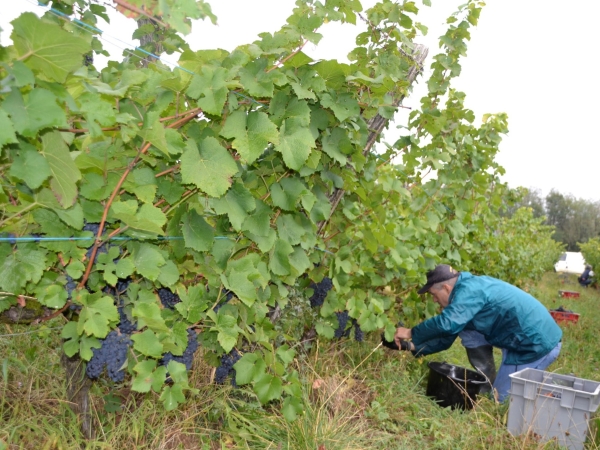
1;272;600;449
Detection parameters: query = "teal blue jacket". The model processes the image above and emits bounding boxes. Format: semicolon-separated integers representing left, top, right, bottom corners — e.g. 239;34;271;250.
411;272;562;365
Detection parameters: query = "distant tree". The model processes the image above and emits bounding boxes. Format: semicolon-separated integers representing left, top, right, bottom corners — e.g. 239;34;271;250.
501;187;545;218
545;189;600;250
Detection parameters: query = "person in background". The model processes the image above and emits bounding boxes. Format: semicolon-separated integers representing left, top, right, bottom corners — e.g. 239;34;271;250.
578;265;593;287
393;265;562;402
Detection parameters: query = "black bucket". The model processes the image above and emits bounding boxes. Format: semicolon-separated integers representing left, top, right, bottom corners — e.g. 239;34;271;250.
426;361;487;410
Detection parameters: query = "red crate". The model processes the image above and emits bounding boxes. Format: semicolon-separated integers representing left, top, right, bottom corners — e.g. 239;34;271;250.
550;310;580;324
558;290;580;298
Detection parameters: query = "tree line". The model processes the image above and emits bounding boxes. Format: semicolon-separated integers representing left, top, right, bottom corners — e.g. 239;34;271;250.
504;187;600;251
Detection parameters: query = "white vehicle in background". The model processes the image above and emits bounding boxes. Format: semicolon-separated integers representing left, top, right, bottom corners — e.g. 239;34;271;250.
554;252;587;275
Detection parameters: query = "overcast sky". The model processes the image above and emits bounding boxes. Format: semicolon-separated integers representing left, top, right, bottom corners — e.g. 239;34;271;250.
2;1;599;201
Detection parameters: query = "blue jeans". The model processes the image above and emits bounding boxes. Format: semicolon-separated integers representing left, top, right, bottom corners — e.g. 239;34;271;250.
459;330;490;348
493;342;562;402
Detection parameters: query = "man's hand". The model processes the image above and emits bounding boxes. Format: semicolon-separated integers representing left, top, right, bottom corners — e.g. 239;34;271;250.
394;327;412;348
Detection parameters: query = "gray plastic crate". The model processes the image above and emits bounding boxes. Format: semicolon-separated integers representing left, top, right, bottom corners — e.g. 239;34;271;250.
508;368;600;450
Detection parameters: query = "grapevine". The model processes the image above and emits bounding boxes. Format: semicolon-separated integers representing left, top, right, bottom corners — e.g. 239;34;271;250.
0;0;562;423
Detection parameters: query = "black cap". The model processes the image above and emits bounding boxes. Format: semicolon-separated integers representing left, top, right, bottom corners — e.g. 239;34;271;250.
417;264;459;294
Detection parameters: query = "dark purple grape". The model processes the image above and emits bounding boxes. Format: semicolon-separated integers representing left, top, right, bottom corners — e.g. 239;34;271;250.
353;320;364;342
86;330;131;382
334;311;349;338
158;288;180;309
214;349;241;385
309;277;332;308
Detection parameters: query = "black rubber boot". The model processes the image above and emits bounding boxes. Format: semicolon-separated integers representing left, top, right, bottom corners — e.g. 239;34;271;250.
465;345;497;394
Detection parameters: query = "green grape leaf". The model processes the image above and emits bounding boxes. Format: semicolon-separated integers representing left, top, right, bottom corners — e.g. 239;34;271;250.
276;345;295;366
186;66;229;116
254;372;283;404
211;182;256;230
0;108;18;148
157;261;180;287
160;384;186;411
152;0;216;34
322;127;353;165
2;88;67;138
115;258;135;279
282;396;304;422
131;203;167;235
220;110;279;164
270;177;308;211
0;246;47;293
181;209;214;252
78;92;117;132
131;329;164;358
166;360;190;384
11;13;90;82
39;131;81;208
132;243;166;281
276;214;308;246
316;321;335;339
139;112;185;155
79;335;102;361
239;59;286;97
5;61;35;87
313;60;351;89
36;283;67;309
241;200;273;237
244;229;277;253
133;302;169;332
269;239;293;276
276;118;315;170
222;254;269;306
77;293;119;338
61;321;80;357
320;92;360;122
132;360;167;393
234;353;267;385
9;146;52;189
34;189;85;229
180;137;238;197
66;261;85;280
289;246;311;276
210;312;242;352
175;286;207;324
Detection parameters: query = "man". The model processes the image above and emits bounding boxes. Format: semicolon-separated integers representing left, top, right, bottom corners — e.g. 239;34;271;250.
578;265;593;287
394;265;562;401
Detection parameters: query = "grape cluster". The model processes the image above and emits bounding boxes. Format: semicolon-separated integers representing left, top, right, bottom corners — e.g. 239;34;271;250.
158;288;181;309
117;304;137;335
334;311;350;338
333;312;365;341
86;330;132;382
83;222;100;234
214;349;241;386
161;329;199;371
309;277;333;308
353;320;364;342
